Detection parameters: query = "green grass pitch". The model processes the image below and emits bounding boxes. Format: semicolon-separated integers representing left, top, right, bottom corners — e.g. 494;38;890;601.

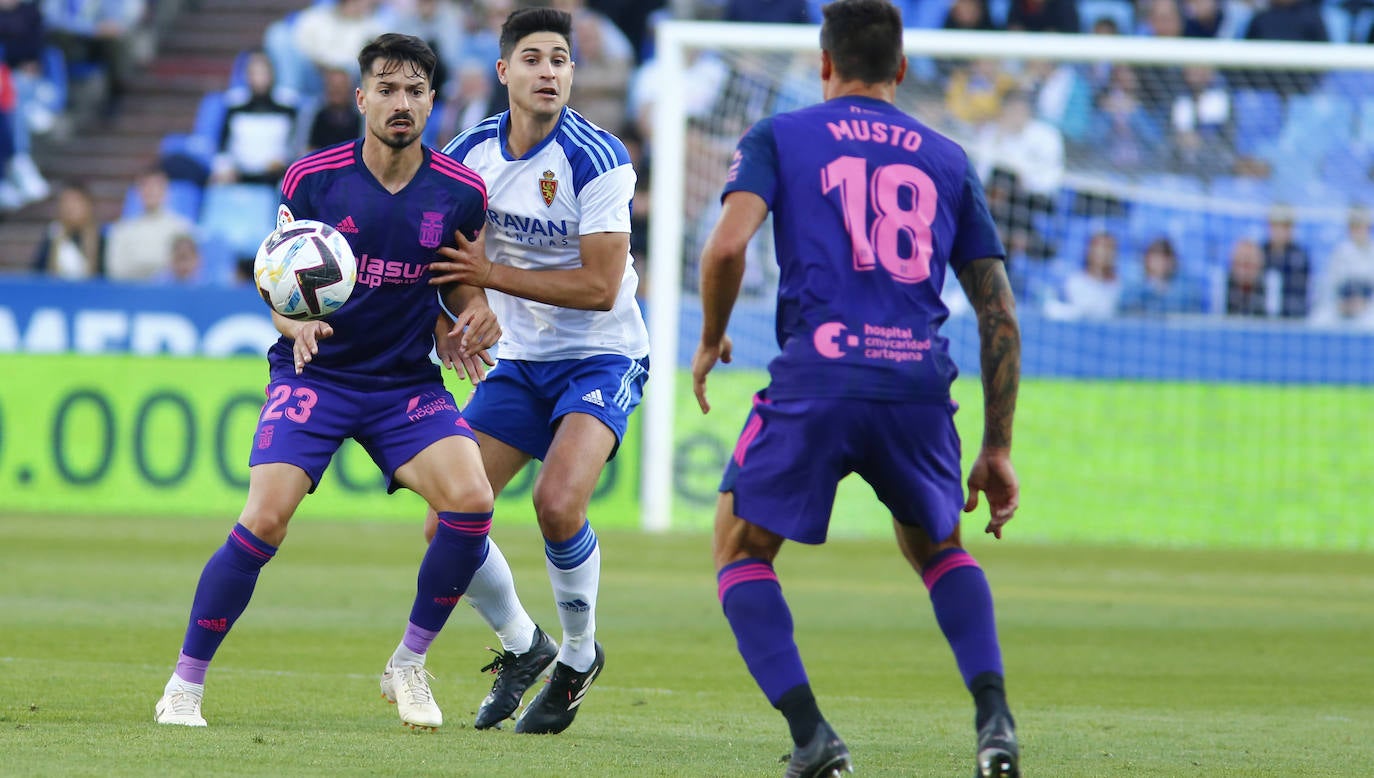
2;514;1371;776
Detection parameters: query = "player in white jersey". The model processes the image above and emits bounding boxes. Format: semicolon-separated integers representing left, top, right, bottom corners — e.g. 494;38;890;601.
425;7;649;735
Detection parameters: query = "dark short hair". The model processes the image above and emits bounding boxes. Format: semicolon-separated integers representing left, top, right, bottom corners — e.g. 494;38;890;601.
358;33;438;85
1339;279;1374;300
820;0;903;85
500;8;573;60
59;179;93;198
1146;237;1177;258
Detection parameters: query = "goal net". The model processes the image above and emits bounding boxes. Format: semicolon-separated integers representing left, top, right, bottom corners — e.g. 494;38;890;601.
641;23;1374;550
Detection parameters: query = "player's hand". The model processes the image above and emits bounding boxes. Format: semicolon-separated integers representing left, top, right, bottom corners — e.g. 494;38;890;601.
443;345;494;383
291;320;334;374
963;447;1019;539
451;298;501;354
434;313;497;383
436;334;494;383
430;228;493;287
691;334;733;414
434;316;463;369
448;307;499;384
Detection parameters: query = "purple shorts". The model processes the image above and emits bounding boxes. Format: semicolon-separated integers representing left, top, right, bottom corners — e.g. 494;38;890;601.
719;391;964;544
248;375;477;493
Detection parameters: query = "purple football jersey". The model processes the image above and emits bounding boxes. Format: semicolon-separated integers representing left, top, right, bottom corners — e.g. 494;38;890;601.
723;95;1005;403
271;140;487;388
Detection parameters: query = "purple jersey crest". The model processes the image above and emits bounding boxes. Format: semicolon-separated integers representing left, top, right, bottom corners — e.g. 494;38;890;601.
419;211;444;249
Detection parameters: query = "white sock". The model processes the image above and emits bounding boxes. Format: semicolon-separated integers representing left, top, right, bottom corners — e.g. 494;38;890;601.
165;674;203;696
390;643;426;667
547;542;600;671
464;537;538;654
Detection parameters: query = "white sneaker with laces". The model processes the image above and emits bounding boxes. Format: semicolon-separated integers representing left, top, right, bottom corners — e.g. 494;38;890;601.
155;685;207;727
380;660;443;730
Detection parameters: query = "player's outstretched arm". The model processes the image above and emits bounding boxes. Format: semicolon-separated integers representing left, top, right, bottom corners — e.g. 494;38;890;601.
693;191;768;414
429;228;628;311
271;310;333;375
956;257;1021;538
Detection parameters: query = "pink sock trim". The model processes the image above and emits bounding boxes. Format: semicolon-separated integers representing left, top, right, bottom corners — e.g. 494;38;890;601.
921;549;980;591
717;560;779;603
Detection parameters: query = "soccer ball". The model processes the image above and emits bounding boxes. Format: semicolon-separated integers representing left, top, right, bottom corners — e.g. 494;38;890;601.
253;219;358;320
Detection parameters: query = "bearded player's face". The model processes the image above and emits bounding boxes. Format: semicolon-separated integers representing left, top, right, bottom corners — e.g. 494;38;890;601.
358;58;433;150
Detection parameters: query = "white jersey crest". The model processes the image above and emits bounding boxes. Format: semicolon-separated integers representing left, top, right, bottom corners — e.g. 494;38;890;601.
442;108;649;361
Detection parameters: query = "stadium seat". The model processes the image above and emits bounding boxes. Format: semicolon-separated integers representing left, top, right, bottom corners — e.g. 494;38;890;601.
1353;8;1374;44
1320;144;1373;196
1323;70;1374;114
227;50;252;91
1322;5;1352;43
121;178;205;222
905;0;954;29
196;230;240;285
1300;215;1347;272
41;47;69;113
1268;93;1355;190
987;0;1010;28
191;91;228;147
198;183;279;261
1233;90;1284;156
1355;97;1374;149
1284;178;1349;211
1079;0;1134;34
1208;175;1274;206
1220;4;1253;38
264;13;322;97
159;132;216;185
1280;92;1355;151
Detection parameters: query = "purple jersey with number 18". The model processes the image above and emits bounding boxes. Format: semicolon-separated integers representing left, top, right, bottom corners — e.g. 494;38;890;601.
723;95;1005;403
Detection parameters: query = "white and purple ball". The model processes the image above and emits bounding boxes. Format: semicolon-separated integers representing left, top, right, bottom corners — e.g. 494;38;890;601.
253;219;358;320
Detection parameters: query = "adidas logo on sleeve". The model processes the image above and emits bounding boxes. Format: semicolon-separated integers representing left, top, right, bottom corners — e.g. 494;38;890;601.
581;389;604;407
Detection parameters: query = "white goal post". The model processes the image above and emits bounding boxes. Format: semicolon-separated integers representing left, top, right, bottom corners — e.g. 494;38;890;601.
640;21;1374;534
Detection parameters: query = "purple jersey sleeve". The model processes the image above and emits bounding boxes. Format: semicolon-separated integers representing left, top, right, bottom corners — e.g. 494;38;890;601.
948;161;1006;275
452;183;485;243
277;141;356;226
721;117;779;207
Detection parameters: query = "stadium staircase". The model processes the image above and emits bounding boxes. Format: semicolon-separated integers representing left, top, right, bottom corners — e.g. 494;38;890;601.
0;0;312;272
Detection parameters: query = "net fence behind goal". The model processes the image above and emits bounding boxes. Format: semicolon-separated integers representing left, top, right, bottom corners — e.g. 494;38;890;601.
642;25;1374;550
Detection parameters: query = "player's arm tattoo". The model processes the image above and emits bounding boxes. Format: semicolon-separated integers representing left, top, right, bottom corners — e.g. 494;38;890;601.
957;257;1020;450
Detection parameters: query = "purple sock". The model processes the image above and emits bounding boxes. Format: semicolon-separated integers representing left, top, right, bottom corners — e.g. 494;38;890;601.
922;548;1004;687
178;524;278;682
717;559;809;704
405;511;491;653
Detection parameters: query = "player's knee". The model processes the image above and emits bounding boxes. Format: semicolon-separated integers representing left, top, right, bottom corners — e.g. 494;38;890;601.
430;479;494;514
896;525;962;573
713;515;782;569
423;470;500;519
238;506;293;546
530;484;586;535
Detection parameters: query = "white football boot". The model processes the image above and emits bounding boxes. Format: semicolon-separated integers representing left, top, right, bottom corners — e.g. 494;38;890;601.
380;660;443;730
155;681;207;727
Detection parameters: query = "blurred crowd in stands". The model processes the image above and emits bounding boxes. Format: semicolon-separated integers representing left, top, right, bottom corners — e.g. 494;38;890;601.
6;0;1374;330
